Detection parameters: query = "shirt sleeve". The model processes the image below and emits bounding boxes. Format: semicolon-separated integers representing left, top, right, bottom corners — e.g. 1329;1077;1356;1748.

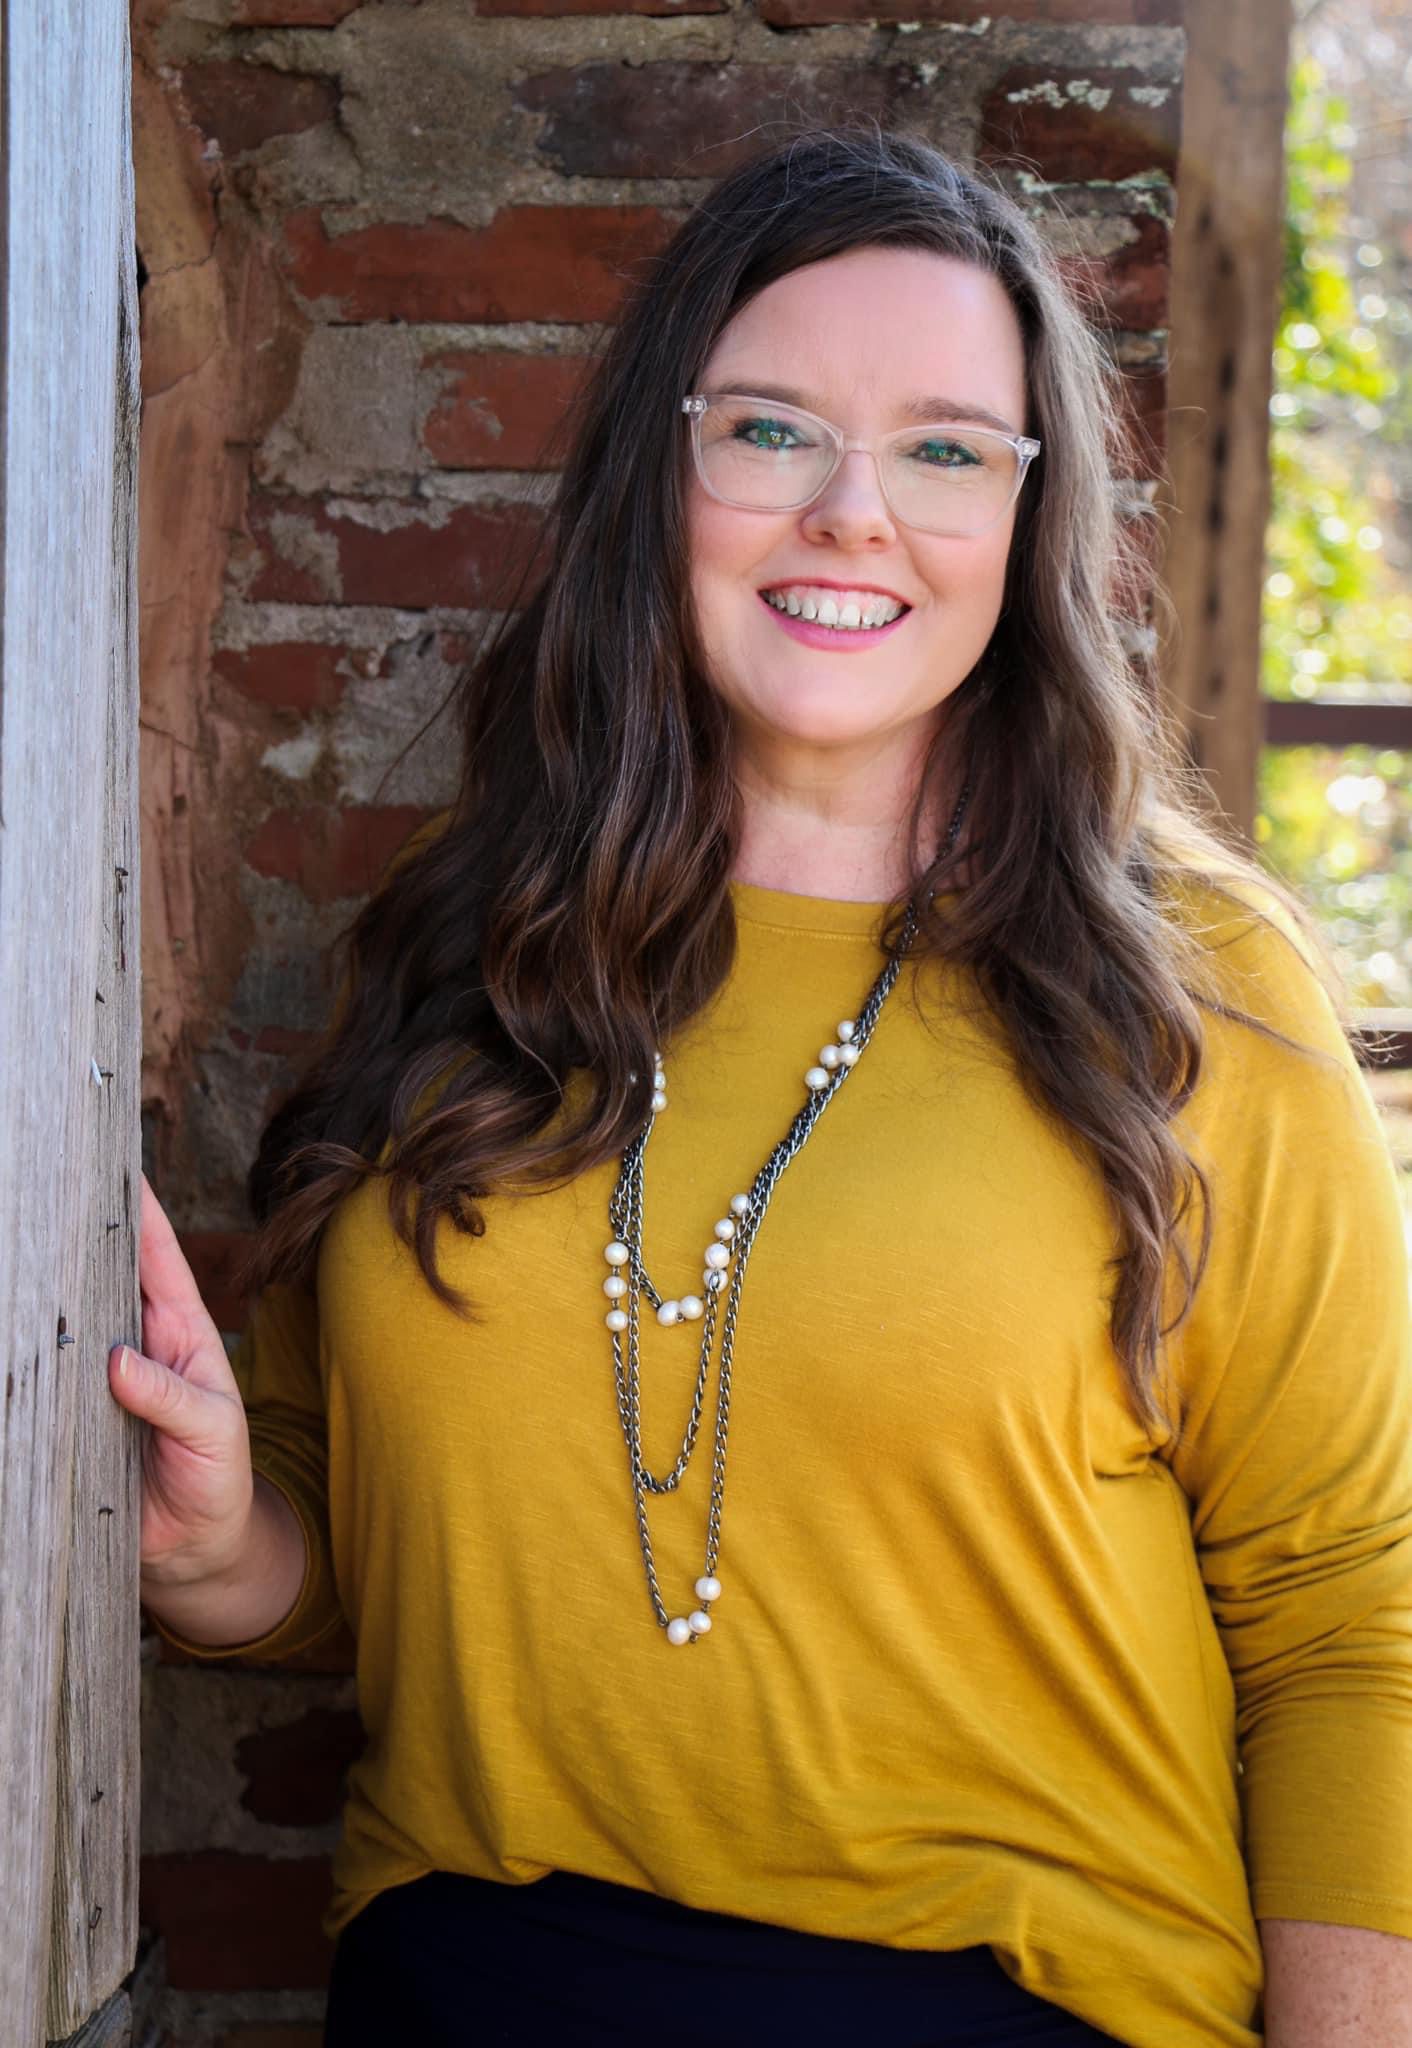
1163;881;1412;1937
148;1272;350;1664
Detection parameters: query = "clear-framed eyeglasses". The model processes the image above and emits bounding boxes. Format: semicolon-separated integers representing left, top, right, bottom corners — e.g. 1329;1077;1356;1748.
681;392;1041;539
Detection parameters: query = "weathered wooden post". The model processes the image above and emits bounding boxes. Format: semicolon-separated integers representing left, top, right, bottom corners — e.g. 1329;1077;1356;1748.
0;4;144;2044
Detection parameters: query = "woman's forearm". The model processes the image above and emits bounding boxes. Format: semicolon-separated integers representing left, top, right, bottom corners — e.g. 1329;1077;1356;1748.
1260;1918;1412;2045
139;1471;308;1648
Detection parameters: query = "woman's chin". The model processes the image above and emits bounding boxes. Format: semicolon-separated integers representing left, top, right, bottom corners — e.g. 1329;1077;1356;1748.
737;699;911;752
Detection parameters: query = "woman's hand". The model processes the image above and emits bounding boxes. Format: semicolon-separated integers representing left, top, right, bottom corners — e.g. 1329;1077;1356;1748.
107;1172;256;1587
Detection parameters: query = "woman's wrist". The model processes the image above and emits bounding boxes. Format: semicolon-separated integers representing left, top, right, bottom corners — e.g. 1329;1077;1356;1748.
140;1472;308;1649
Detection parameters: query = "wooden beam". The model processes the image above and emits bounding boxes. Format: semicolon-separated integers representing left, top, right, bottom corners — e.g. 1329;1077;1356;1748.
1160;0;1294;840
0;4;142;2042
1264;697;1412;750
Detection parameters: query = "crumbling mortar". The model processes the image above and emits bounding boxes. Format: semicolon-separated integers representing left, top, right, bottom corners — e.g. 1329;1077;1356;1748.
214;601;494;648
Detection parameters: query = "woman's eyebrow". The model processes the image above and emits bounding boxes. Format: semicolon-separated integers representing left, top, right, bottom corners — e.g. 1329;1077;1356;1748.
710;380;1020;436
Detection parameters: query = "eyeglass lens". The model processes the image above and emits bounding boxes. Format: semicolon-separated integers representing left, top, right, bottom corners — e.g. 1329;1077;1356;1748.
695;397;1022;536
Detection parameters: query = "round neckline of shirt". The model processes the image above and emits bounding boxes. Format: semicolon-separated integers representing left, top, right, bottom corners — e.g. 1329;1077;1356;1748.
729;877;960;936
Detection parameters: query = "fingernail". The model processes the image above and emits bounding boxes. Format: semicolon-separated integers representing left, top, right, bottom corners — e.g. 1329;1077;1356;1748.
118;1347;129;1377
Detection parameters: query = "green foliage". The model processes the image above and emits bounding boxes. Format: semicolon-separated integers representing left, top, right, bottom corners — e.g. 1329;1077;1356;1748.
1255;50;1412;1008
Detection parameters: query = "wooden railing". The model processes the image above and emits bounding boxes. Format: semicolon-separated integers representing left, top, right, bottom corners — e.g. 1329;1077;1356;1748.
1263;695;1412;1068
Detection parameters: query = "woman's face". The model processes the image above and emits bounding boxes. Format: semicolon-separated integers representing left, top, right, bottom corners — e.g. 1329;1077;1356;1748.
685;245;1030;766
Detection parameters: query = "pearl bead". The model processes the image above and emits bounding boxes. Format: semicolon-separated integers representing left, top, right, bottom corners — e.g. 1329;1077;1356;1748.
604;1241;629;1266
653;1068;667;1089
651;1089;668;1112
729;1193;750;1217
837;1020;856;1042
838;1042;860;1066
695;1575;722;1603
603;1274;628;1298
656;1299;681;1326
820;1044;841;1069
805;1066;829;1090
704;1241;730;1271
713;1218;735;1242
680;1295;704;1320
704;1269;726;1293
605;1308;628;1332
666;1617;692;1646
687;1609;712;1635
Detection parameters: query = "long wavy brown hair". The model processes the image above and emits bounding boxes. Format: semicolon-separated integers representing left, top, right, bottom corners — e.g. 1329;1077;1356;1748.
244;122;1367;1434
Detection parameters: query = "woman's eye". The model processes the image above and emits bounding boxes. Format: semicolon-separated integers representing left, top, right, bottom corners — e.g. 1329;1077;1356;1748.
733;416;803;450
912;436;982;468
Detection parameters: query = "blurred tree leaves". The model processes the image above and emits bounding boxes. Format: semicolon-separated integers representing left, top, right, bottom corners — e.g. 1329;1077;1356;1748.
1256;49;1412;1007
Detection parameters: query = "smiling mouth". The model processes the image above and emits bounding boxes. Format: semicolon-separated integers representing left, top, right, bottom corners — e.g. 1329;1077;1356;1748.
758;588;911;633
756;589;912;642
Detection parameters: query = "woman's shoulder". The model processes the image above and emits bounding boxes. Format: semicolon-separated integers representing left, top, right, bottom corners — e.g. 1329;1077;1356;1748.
387;804;457;876
1153;854;1363;1092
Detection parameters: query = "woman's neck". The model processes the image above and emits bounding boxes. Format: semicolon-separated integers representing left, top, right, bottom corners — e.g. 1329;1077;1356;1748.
729;734;970;904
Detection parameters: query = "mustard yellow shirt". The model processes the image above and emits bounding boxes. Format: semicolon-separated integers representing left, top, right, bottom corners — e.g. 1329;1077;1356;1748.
158;873;1412;2046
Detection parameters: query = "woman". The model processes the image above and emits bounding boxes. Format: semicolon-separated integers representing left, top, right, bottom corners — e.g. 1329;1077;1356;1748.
112;127;1412;2045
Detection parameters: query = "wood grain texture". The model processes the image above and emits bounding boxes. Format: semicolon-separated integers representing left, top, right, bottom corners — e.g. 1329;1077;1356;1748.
1160;0;1294;837
0;4;142;2043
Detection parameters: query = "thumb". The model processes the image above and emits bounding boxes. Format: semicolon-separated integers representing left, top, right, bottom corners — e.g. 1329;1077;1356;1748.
108;1342;217;1444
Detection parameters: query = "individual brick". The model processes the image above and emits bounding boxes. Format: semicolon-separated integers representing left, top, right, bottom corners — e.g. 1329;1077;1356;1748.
245;803;435;904
483;0;726;12
979;68;1181;183
179;61;339;158
422;350;596;469
282;204;679;324
243;493;550;610
139;1852;336;1989
213;643;351;714
515;62;925;178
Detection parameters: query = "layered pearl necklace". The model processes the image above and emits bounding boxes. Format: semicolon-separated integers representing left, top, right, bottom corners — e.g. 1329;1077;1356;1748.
601;784;972;1643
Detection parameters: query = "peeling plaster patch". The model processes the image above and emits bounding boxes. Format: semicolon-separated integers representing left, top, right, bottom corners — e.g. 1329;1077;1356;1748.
329;636;463;808
1011;170;1174;215
418;470;559;509
324;495;458;533
267;511;341;600
262;732;324;781
1006;78;1112;111
1115;618;1158;661
1034;213;1141;261
228;895;350;1039
142;1666;357;1858
1127;85;1170;106
1112;331;1168;367
258;326;426;495
415;320;609;355
238;871;356;961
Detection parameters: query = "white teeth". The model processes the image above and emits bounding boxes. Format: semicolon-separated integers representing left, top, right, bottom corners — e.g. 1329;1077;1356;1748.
762;587;905;632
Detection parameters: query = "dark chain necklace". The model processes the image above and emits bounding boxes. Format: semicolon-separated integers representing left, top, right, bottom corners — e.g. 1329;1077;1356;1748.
600;781;973;1643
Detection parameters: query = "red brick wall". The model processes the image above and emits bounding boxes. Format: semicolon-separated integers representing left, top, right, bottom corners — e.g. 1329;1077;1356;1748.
132;1;1183;2036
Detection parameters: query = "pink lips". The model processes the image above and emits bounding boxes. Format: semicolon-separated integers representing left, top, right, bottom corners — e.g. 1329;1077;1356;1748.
757;590;911;651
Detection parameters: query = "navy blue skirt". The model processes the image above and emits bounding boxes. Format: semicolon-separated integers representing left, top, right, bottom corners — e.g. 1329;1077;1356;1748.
322;1867;1124;2046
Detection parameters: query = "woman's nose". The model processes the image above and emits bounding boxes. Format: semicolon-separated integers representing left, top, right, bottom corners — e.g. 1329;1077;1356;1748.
799;448;897;545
